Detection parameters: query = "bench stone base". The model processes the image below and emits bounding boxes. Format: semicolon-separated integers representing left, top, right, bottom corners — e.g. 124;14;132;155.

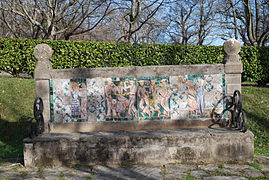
23;128;254;167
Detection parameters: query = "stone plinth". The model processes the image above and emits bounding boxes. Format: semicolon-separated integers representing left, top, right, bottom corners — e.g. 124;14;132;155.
24;128;254;167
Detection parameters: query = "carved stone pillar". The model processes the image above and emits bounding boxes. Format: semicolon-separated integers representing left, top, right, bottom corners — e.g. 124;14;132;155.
33;44;53;133
223;39;243;96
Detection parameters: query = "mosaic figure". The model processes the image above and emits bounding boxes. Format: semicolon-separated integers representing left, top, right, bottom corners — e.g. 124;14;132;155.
137;80;150;116
115;80;129;118
104;79;117;118
137;77;171;119
187;80;198;115
79;82;88;120
148;79;158;116
126;80;138;118
195;78;205;115
104;78;135;120
157;79;171;116
70;81;81;118
67;79;88;121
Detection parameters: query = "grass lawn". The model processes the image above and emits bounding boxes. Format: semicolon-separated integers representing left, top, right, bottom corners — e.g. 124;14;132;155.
0;78;35;159
243;85;269;156
0;78;268;160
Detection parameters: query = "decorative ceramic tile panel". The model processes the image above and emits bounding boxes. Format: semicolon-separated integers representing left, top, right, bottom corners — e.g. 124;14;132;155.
49;74;226;123
87;77;106;121
50;79;71;123
170;75;189;119
136;76;170;120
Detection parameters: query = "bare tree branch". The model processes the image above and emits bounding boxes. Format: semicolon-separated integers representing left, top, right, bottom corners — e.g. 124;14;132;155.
0;0;113;40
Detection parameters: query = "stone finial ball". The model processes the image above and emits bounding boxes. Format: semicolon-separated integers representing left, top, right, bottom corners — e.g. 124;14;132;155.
34;44;53;61
223;39;241;55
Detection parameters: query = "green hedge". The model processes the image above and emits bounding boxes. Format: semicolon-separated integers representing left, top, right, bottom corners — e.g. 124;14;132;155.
0;38;268;84
240;46;269;84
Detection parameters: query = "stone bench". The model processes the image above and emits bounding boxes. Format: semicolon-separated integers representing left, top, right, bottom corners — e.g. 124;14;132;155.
23;39;254;167
24;128;253;167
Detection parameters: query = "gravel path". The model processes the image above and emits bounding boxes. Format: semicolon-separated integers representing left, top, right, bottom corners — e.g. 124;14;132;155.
0;155;268;180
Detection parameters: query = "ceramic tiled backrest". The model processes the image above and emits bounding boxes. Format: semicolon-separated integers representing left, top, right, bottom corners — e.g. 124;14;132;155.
49;74;226;123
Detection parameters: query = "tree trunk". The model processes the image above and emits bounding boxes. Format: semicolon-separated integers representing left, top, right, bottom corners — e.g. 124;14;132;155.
229;0;238;39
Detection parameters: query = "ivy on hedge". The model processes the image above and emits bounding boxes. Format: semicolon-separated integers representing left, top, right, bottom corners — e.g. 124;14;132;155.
0;38;268;84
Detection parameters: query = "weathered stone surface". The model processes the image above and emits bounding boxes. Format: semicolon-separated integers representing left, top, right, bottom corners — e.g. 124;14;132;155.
204;176;248;180
17;167;37;172
0;166;13;171
48;119;213;133
224;164;252;170
34;44;53;61
35;80;50;100
224;39;241;56
166;164;196;174
93;165;162;180
3;157;269;179
225;74;241;84
223;39;241;66
0;71;13;78
0;171;21;178
219;169;242;176
48;64;225;79
198;164;219;171
224;63;243;74
165;173;188;180
23;172;40;179
243;168;264;177
63;174;82;180
23;143;35;168
44;174;62;180
190;170;208;177
226;84;242;95
225;74;242;96
255;155;269;164
34;44;53;80
260;164;269;172
35;80;51;133
223;39;243;97
43;167;69;173
24;128;254;167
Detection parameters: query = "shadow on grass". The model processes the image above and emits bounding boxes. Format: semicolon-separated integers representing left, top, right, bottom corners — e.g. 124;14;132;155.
242;84;269;88
0;116;30;163
244;108;269;155
245;110;269;132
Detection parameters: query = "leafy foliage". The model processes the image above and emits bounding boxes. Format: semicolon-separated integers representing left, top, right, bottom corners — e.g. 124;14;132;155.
240;46;269;85
0;38;268;84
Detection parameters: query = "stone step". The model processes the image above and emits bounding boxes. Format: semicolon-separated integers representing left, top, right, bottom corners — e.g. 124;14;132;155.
23;128;254;167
